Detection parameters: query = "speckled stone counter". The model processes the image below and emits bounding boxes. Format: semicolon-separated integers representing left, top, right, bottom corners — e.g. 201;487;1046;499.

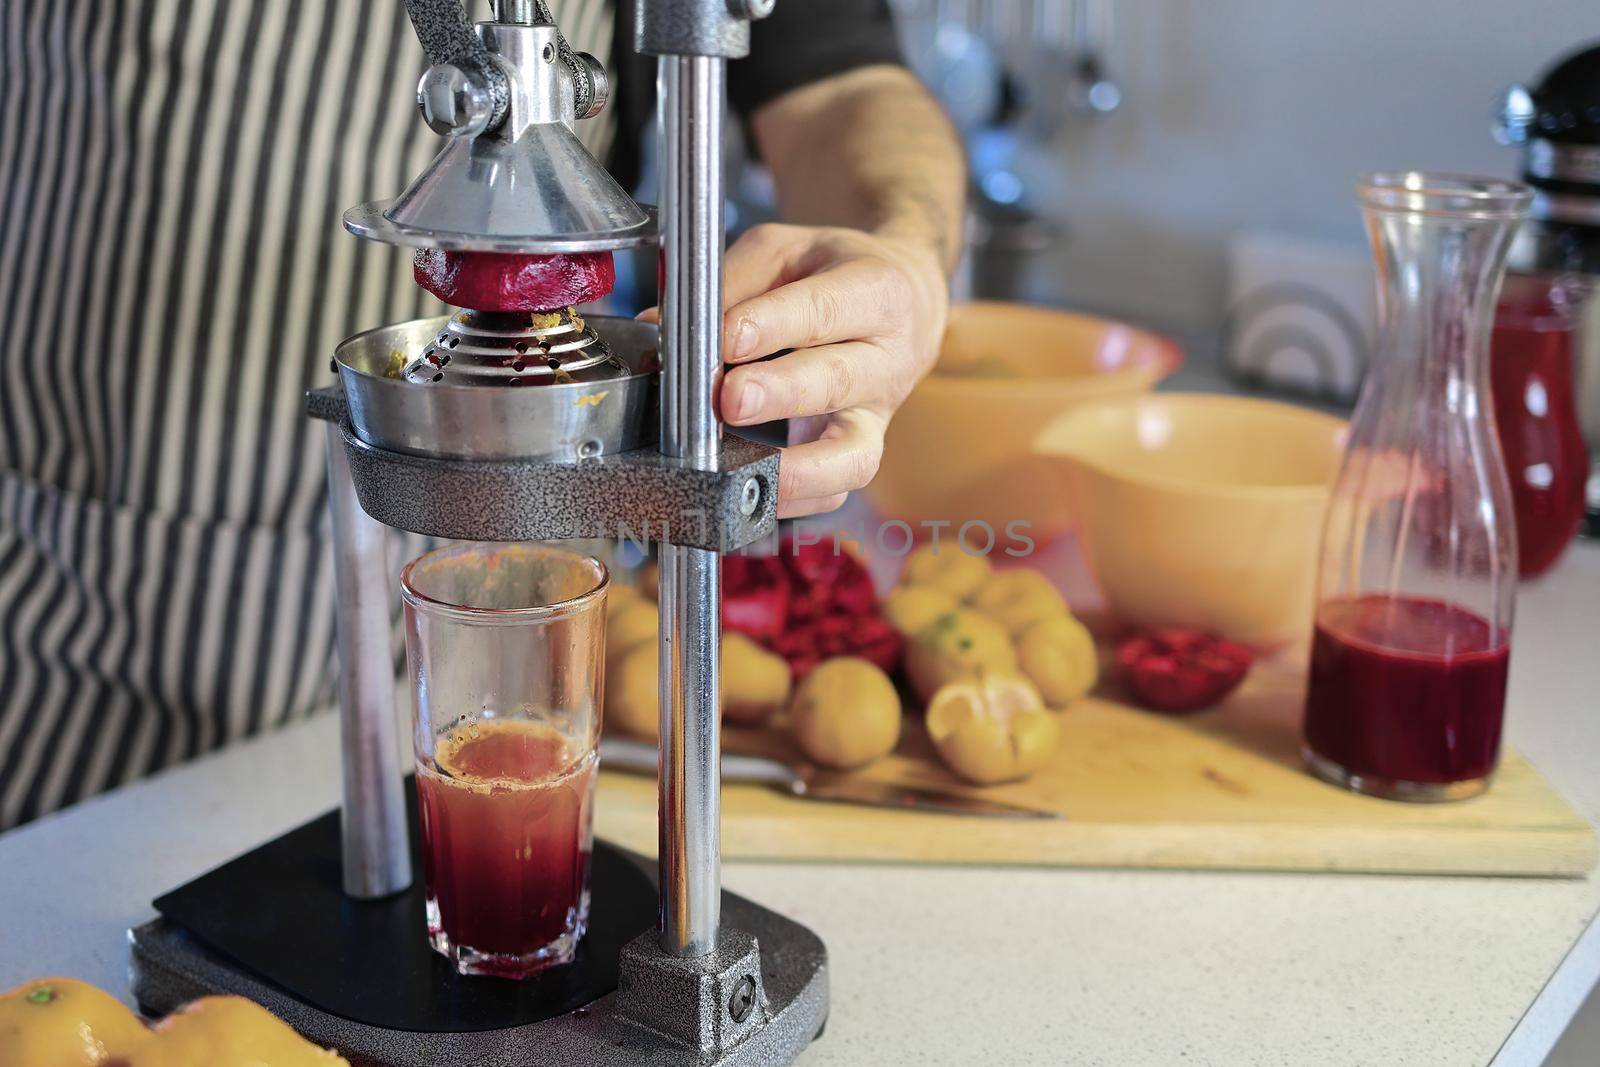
1;545;1595;1067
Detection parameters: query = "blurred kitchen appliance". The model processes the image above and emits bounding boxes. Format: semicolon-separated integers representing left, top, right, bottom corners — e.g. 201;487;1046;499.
1490;273;1590;574
1497;40;1600;537
892;0;1119;299
1223;232;1374;407
128;2;827;1064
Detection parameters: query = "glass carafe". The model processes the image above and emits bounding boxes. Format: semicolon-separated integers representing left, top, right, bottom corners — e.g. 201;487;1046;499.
1303;173;1533;801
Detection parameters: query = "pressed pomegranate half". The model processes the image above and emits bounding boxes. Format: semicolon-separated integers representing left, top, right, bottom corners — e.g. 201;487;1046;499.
413;249;616;312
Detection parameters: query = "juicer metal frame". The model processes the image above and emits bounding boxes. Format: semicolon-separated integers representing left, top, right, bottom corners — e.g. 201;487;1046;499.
331;0;826;1052
129;1;828;1063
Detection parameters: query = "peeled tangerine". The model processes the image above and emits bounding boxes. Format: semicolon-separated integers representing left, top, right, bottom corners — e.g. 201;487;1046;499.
606;600;658;658
637;561;661;600
605;641;659;739
0;978;346;1067
900;542;992;600
904;609;1017;703
722;632;792;726
607;633;793;736
0;977;152;1066
881;584;960;639
1017;614;1099;707
926;674;1060;785
126;996;346;1067
970;568;1068;636
789;657;901;770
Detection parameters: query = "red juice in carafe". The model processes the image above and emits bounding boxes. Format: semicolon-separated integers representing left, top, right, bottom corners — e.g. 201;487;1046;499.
415;719;596;976
1490;286;1588;577
1303;596;1510;788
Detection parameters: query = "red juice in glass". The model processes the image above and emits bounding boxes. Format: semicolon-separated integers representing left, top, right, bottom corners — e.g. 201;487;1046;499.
1490;285;1588;577
1303;596;1510;794
415;719;597;977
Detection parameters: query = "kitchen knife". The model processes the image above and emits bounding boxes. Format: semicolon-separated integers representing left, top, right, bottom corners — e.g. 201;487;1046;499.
599;737;1063;821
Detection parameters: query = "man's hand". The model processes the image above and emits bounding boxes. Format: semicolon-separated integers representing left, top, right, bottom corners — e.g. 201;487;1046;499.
641;64;965;516
718;222;949;517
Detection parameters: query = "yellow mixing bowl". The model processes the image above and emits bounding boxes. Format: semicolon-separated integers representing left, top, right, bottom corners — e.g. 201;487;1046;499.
1034;394;1347;648
866;301;1182;544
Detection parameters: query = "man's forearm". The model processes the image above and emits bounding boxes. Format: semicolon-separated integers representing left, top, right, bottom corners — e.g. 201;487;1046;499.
718;65;965;514
751;65;967;272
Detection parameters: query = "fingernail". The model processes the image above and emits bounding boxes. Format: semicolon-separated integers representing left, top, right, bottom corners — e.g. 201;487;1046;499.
735;379;765;422
731;317;757;360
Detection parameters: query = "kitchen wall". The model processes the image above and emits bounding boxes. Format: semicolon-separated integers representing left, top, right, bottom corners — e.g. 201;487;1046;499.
1008;1;1598;332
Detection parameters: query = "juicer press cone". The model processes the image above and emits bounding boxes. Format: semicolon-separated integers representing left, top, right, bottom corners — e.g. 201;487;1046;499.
345;122;656;254
400;307;624;389
343;10;654;255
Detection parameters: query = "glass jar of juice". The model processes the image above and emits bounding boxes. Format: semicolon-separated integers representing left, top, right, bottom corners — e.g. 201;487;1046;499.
1490;273;1591;576
1497;41;1600;539
1303;173;1531;802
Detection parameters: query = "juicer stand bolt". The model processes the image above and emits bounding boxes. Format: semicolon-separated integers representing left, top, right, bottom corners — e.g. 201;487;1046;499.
416;63;492;139
729;975;758;1023
614;929;774;1054
402;0;510;131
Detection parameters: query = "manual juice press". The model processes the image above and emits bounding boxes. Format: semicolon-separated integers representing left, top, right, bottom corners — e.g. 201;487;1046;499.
128;1;828;1064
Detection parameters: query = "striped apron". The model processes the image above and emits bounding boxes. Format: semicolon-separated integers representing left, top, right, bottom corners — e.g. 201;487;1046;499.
0;0;616;827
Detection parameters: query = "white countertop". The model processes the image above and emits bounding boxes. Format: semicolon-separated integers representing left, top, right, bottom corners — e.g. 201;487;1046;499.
1;543;1596;1067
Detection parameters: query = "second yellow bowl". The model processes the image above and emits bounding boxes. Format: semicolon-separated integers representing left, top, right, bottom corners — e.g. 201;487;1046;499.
1035;394;1347;648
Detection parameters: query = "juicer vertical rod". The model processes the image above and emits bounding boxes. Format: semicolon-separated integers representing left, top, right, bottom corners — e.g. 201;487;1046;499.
656;53;726;958
657;545;721;955
325;424;413;900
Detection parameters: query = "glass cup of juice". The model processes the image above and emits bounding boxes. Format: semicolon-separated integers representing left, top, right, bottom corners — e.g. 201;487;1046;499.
400;542;609;978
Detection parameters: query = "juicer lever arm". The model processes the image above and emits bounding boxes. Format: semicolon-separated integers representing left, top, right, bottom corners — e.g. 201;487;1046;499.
529;0;609;120
403;0;512;134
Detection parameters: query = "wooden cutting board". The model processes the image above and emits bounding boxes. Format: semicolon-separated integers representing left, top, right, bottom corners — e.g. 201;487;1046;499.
593;658;1596;877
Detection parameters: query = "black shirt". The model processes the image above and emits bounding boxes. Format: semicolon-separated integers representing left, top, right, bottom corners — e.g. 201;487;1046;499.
609;0;906;187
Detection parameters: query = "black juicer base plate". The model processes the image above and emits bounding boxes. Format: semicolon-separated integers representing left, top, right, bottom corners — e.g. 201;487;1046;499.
128;791;829;1066
141;786;654;1032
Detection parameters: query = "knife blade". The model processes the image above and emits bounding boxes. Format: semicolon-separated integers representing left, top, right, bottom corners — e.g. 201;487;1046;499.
599;737;1063;821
